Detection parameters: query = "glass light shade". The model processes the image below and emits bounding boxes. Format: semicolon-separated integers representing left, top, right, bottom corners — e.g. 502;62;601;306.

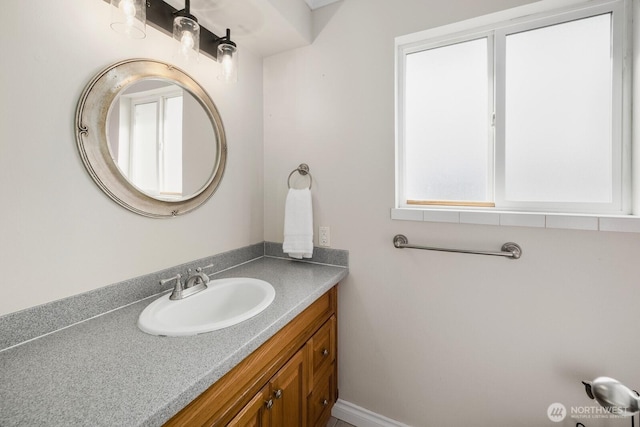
110;0;146;39
173;16;200;63
217;43;238;83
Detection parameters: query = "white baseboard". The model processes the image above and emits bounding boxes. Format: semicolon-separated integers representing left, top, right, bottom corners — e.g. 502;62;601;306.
331;399;412;427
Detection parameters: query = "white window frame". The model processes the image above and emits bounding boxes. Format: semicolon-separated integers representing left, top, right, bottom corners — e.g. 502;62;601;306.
394;0;632;228
119;86;184;199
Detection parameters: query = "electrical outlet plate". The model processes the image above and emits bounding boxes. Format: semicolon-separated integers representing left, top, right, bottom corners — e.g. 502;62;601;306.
319;226;330;247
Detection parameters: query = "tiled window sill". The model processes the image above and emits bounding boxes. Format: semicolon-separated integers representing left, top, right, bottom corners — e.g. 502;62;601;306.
391;208;640;233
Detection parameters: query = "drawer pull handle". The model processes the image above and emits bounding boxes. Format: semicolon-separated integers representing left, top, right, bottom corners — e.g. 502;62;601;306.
274;389;283;399
265;399;274;409
322;399;329;406
321;349;329;356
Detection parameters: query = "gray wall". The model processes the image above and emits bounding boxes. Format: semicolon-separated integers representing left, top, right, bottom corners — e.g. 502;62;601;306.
263;0;640;425
0;0;264;316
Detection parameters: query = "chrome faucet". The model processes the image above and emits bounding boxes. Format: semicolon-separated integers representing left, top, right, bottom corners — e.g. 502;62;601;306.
159;264;214;300
184;265;212;289
160;273;185;300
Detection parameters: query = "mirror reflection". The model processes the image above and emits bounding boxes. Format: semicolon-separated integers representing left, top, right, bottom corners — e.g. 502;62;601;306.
107;79;218;201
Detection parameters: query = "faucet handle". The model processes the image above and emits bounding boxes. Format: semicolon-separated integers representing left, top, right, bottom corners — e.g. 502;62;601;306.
160;274;184;300
160;273;182;287
194;264;214;283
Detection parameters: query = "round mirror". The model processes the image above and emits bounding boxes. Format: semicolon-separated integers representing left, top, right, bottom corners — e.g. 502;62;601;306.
75;59;227;218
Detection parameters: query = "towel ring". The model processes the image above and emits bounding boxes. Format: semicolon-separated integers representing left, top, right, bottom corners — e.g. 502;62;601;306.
287;163;313;189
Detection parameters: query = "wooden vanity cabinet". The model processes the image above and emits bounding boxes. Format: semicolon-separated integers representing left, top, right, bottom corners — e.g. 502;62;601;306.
165;286;338;427
307;315;336;427
268;349;307;426
227;349;307;427
308;365;336;427
226;385;270;427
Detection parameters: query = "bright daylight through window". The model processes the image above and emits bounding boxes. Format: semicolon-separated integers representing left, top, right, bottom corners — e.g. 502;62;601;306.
396;0;630;216
117;85;184;199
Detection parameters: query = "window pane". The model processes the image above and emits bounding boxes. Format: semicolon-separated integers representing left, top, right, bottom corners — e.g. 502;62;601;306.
504;14;613;203
162;95;183;196
404;38;490;202
131;101;159;193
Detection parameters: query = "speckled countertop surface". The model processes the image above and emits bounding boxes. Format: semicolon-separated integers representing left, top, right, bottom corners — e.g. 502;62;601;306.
0;257;347;427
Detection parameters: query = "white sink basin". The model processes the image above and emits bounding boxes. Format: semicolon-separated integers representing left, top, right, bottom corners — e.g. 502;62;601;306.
138;277;276;336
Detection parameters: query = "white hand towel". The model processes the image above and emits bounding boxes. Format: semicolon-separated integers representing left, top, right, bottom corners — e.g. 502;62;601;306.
283;188;313;259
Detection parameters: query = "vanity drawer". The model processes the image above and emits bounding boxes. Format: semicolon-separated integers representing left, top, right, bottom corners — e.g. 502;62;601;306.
308;315;336;379
308;363;336;427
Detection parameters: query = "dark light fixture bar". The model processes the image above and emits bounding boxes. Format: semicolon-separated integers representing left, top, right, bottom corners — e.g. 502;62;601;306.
104;0;232;61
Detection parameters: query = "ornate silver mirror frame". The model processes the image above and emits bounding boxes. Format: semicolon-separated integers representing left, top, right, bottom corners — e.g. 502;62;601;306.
75;58;227;218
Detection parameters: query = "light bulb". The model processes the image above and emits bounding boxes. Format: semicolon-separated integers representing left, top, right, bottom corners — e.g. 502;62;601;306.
110;0;146;39
173;16;199;62
217;43;237;83
119;0;136;18
181;31;195;53
221;51;233;79
120;0;136;28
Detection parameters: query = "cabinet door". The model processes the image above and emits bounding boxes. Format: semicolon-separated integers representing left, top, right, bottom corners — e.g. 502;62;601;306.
309;315;336;387
227;385;271;427
270;349;307;427
308;364;335;427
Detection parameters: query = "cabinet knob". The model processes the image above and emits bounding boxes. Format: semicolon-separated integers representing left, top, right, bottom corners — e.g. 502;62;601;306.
274;389;283;399
321;348;329;356
265;399;273;410
322;399;329;407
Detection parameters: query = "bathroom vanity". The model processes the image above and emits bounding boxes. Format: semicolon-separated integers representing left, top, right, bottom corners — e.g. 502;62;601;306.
167;286;337;426
0;256;347;426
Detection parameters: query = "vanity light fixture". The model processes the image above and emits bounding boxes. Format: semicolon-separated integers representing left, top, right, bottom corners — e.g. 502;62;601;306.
173;0;199;62
110;0;146;39
106;0;239;81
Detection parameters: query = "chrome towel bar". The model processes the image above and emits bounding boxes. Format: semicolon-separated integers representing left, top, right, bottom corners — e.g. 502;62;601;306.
393;234;522;260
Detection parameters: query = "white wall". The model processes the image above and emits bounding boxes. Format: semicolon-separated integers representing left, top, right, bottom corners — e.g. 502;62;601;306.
0;0;264;316
264;0;640;425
